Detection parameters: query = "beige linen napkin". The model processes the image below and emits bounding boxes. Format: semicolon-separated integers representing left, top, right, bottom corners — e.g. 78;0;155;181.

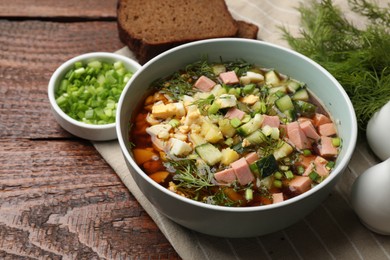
94;1;390;259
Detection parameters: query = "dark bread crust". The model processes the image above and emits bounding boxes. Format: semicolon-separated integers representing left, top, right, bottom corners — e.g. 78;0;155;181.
117;0;259;64
236;20;259;39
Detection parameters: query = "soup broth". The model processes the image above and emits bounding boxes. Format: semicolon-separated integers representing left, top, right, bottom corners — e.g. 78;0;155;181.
129;58;340;207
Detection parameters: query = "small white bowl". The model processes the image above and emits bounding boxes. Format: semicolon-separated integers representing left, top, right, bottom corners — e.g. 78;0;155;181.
48;52;141;141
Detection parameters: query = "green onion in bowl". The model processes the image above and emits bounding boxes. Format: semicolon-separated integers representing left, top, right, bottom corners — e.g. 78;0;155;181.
55;60;134;125
48;52;141;141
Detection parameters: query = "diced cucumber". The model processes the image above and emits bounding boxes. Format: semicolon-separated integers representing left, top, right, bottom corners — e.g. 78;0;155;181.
295;100;317;118
249;162;260;175
273;141;293;160
243;84;256;94
283;109;297;122
268;86;287;95
265;70;280;86
251;101;267;114
292;88;309;101
195;143;222;166
286;80;303;93
236;113;263;136
275;94;294;112
244;130;267;145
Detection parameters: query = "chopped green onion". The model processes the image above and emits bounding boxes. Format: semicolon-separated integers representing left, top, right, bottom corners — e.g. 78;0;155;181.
249;163;260;175
279;165;289;171
208;102;220;115
274;171;283;180
309;171;320;182
241;114;251;123
302;149;312;156
332;137;341;147
326;161;336;170
243;84;256;94
285;170;294;180
169;119;180;128
230;118;242;128
224;137;234;146
245;188;253;201
273;179;282;188
55;59;134;125
297;165;305;175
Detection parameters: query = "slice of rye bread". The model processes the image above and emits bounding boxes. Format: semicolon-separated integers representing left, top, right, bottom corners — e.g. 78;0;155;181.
236;20;259;39
117;0;259;64
135;20;259;64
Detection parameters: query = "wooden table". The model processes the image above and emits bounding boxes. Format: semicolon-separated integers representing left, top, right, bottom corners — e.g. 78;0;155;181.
0;1;180;258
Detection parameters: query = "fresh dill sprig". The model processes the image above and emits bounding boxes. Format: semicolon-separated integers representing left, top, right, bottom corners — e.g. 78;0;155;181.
152;72;196;101
186;56;215;80
191;94;215;114
281;0;390;130
222;58;254;77
205;188;241;207
165;159;215;191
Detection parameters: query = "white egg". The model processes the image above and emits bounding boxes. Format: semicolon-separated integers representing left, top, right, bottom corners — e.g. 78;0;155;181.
351;157;390;235
366;100;390;161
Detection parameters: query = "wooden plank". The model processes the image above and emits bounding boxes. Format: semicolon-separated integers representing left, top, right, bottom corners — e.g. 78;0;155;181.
0;139;180;259
0;20;125;139
0;0;117;18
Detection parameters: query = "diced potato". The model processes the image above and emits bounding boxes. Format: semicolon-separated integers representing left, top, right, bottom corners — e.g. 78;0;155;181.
218;118;236;138
189;133;207;146
204;125;223;143
183;108;201;126
221;148;240;165
200;119;213;137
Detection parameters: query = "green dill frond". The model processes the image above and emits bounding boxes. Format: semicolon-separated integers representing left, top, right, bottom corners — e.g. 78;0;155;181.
152;72;196;101
165;159;215;191
222;59;254;77
191;94;215;114
281;0;390;130
186;55;215;79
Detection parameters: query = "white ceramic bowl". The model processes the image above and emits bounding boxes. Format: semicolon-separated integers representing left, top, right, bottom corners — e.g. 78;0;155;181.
48;52;141;141
116;39;357;237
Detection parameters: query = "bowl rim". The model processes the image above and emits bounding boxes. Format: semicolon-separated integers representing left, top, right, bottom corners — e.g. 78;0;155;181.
117;38;358;212
48;52;141;130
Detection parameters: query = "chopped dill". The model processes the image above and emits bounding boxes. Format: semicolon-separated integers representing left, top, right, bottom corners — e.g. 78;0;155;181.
165;159;215;191
191;94;215;114
222;58;254;77
152;72;196;101
205;188;241;207
281;0;390;130
186;56;215;80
